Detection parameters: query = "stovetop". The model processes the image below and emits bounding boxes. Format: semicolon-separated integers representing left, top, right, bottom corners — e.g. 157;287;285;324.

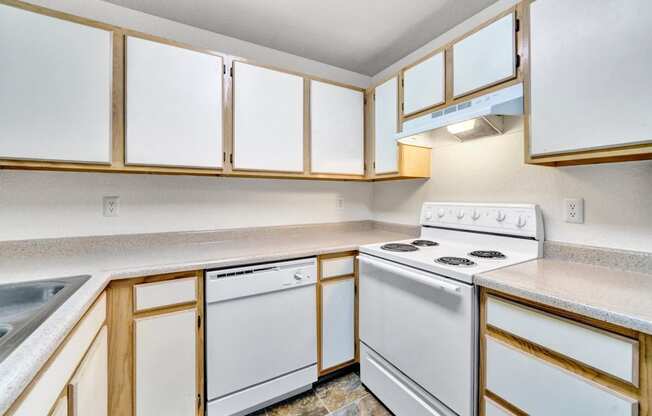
360;203;543;284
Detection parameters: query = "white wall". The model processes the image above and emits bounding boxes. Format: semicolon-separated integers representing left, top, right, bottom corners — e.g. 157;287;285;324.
0;171;372;240
25;0;370;88
372;120;652;252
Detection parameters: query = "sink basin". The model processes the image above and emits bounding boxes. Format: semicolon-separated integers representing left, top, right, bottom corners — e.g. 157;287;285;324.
0;275;90;364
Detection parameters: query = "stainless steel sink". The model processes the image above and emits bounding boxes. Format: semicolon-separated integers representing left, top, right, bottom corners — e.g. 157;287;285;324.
0;275;90;363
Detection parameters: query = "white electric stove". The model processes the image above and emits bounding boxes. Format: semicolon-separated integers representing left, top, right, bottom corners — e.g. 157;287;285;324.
358;202;543;416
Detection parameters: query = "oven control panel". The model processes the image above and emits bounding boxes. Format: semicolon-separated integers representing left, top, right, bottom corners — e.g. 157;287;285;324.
420;203;543;240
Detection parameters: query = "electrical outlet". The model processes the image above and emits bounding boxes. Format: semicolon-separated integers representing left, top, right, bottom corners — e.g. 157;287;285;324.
103;196;120;217
335;196;344;210
564;198;584;224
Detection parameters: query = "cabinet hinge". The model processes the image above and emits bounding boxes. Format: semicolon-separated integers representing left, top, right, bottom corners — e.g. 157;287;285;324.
230;154;233;164
197;394;201;409
230;66;234;77
223;64;226;75
197;315;201;328
401;78;404;87
373;92;375;100
515;54;521;68
373;162;376;169
401;102;404;112
515;18;520;32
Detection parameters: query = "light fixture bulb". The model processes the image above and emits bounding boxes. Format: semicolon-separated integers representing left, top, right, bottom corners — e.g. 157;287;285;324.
447;119;477;134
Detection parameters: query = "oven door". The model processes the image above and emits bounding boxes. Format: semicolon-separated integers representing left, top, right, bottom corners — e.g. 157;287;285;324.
359;254;477;416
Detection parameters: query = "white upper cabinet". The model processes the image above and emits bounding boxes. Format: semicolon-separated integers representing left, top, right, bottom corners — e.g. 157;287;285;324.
0;4;113;164
403;51;445;116
125;36;223;169
233;62;304;172
374;77;399;174
529;0;652;156
453;13;516;98
310;81;364;175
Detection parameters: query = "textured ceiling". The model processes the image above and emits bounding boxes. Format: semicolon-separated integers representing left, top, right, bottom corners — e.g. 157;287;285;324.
104;0;496;75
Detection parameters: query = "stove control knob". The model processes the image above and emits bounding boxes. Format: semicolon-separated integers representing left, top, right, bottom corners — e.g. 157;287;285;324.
424;210;433;221
437;208;446;218
496;210;506;222
456;210;465;219
516;215;527;228
471;209;481;221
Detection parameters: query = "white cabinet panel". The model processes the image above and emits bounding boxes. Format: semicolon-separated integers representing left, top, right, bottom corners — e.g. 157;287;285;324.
233;62;304;172
403;52;445;115
134;276;197;312
135;309;197;416
320;256;355;279
50;395;68;416
310;81;364;175
374;77;398;174
0;4;112;163
69;326;108;416
321;278;355;370
484;398;515;416
529;0;652;155
125;36;223;168
487;296;639;384
486;337;637;416
453;13;515;98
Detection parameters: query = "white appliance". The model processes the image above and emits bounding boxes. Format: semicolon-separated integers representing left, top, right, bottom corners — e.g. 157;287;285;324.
396;83;524;141
359;202;543;416
205;258;318;416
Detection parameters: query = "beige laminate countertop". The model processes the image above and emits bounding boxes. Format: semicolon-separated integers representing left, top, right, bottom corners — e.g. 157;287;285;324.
476;258;652;335
0;223;413;414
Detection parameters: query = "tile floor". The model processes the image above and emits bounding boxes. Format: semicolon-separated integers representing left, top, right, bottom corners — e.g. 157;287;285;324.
250;370;393;416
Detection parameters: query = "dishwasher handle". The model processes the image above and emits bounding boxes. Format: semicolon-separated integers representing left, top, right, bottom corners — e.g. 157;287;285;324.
358;256;462;295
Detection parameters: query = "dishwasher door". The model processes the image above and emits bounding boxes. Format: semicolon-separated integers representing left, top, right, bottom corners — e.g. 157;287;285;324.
205;258;317;402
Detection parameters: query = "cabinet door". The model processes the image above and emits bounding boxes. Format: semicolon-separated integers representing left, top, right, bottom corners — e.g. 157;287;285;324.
233;62;304;172
452;13;516;98
125;36;223;168
373;77;399;174
68;326;108;416
310;81;364;175
135;309;197;416
321;278;355;371
403;52;445;116
529;0;652;156
0;4;113;164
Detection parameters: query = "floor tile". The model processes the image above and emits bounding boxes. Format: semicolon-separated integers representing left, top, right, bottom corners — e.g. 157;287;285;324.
265;390;329;416
328;394;392;416
314;372;369;412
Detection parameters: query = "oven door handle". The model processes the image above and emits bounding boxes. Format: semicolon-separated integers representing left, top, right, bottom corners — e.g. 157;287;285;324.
358;256;462;295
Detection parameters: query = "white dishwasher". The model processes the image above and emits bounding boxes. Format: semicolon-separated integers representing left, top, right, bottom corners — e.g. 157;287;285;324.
205;258;318;416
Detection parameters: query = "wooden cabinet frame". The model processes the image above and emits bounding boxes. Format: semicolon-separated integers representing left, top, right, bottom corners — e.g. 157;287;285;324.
316;251;359;376
107;270;204;416
479;288;652;416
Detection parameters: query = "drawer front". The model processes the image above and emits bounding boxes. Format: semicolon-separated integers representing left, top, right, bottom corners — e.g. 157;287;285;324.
484;398;515;416
360;343;456;416
487;296;638;384
486;336;637;416
320;256;355;279
134;276;197;312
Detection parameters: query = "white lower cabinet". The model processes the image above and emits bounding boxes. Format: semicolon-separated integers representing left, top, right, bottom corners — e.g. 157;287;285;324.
486;336;638;416
320;278;355;370
68;326;108;416
135;308;198;416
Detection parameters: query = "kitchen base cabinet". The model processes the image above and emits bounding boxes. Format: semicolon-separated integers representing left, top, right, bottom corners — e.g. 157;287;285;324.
107;271;204;416
317;252;358;376
480;289;651;416
6;292;107;416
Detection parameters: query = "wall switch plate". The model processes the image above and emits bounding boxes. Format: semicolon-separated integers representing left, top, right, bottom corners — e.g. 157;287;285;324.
103;196;119;217
564;198;584;223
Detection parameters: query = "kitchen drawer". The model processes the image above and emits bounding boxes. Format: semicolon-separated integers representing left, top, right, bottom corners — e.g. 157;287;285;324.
485;336;638;416
320;256;355;279
486;295;639;385
484;397;515;416
134;276;197;312
360;343;456;416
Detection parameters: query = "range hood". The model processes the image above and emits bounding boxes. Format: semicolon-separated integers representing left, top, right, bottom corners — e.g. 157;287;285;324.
396;83;524;141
